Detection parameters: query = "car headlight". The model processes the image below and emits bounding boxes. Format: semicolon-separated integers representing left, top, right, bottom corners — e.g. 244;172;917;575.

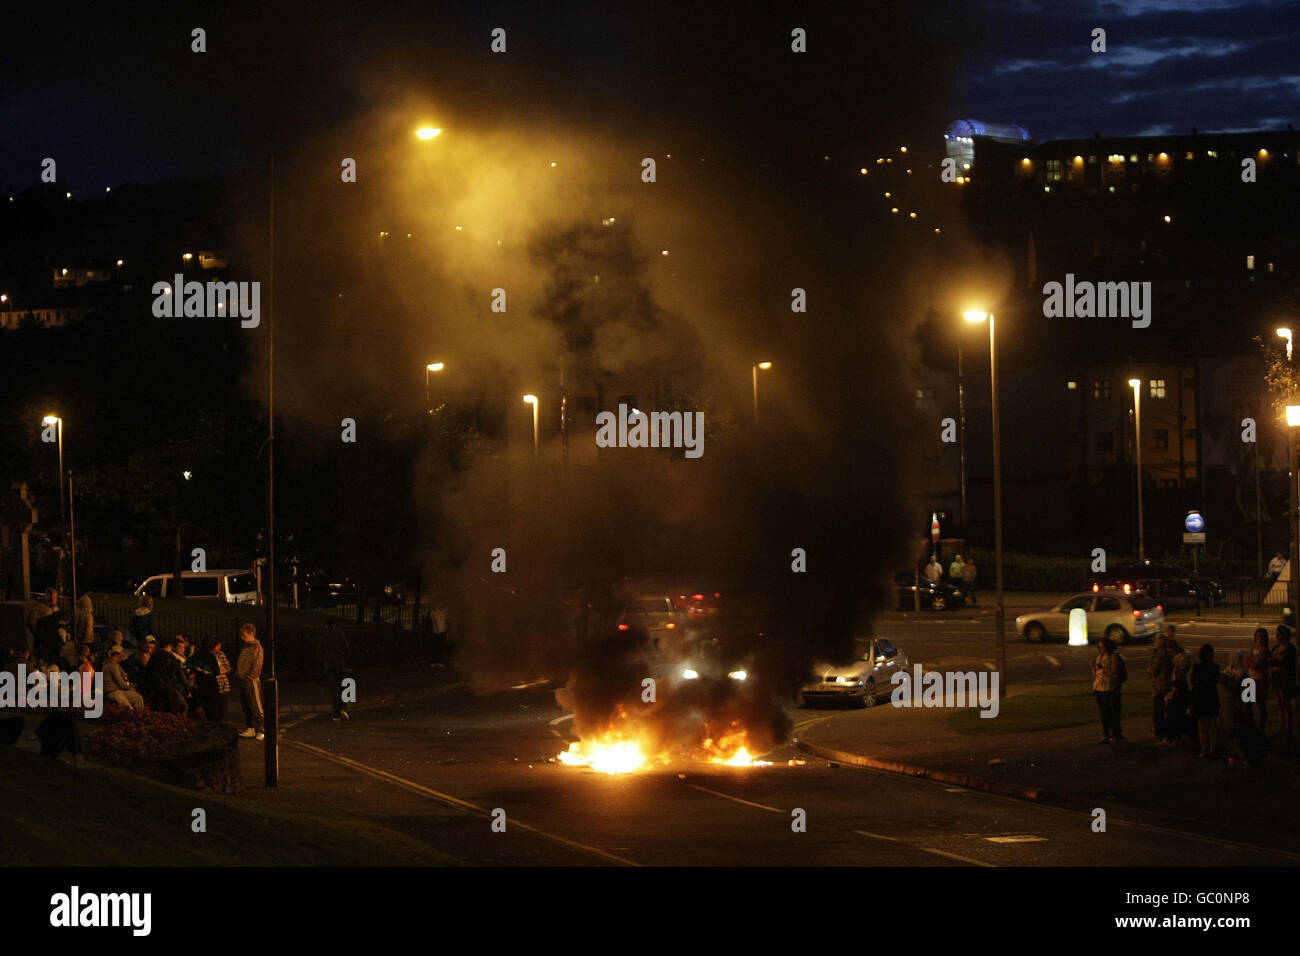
834;675;849;684
727;670;747;682
682;668;699;680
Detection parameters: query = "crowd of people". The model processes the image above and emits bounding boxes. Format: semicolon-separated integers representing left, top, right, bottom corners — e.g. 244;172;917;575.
923;553;979;605
9;590;290;741
1091;622;1298;766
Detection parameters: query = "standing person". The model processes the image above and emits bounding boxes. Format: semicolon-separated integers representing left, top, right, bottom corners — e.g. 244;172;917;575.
1169;635;1191;687
143;635;189;715
236;622;265;741
1269;625;1296;742
319;620;351;721
1147;633;1173;738
1190;643;1221;757
128;594;155;648
33;592;62;668
1245;628;1270;733
961;557;978;606
73;594;94;650
189;636;227;723
924;555;942;584
1268;552;1287;581
948;554;965;584
1091;637;1122;744
1219;650;1246;736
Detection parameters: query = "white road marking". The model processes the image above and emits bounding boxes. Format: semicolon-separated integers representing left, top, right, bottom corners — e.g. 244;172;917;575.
548;713;575;727
854;831;995;866
1045;655;1061;667
285;738;640;866
985;835;1048;843
686;783;784;814
983;661;996;670
512;678;551;690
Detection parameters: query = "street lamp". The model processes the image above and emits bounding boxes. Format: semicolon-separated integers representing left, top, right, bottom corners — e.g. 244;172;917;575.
1129;378;1145;562
1279;327;1294;362
41;415;65;529
1288;405;1300;594
425;362;445;411
752;361;772;427
963;310;1006;693
415;127;442;140
523;394;539;459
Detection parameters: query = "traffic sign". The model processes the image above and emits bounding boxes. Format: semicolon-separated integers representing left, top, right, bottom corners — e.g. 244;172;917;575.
1183;531;1206;544
930;513;940;543
1185;511;1205;533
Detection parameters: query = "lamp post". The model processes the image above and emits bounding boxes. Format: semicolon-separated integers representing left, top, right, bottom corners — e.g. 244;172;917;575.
425;362;445;411
41;416;64;530
963;310;1005;693
523;394;539;459
752;362;772;427
957;346;968;528
1288;405;1300;606
1129;378;1145;562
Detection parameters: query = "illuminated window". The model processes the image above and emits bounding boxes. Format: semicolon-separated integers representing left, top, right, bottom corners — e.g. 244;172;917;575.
1088;155;1097;164
1094;379;1112;400
1067;380;1078;390
1046;159;1061;181
1149;378;1167;399
1129;154;1138;163
915;387;935;410
1247;255;1255;270
1185;151;1194;160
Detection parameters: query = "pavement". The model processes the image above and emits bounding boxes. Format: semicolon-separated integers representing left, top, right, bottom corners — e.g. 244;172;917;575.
795;684;1300;854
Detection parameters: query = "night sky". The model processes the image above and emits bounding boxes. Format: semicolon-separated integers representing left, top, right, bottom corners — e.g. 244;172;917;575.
5;0;1295;194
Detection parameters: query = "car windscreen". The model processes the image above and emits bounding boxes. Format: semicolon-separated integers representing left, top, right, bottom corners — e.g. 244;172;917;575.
1128;593;1157;609
227;573;258;594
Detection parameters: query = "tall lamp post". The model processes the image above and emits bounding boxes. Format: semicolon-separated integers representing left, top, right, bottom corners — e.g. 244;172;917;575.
523;394;539;459
752;361;772;427
1129;378;1145;562
425;362;445;411
41;416;65;530
957;346;968;528
963;310;1006;693
1280;329;1296;589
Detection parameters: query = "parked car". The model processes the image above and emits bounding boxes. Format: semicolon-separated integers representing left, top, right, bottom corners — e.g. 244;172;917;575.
801;637;910;706
298;572;360;608
895;572;965;611
673;590;723;622
1091;562;1225;607
1015;589;1165;645
134;569;260;605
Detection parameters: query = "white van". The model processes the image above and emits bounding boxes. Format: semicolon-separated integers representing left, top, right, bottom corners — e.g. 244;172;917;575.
134;569;261;605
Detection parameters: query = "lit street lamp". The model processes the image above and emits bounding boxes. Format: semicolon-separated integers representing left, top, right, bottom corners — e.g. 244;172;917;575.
523;394;539;459
1288;404;1300;594
963;310;1006;693
752;361;772;427
415;127;442;140
1279;327;1294;362
1129;378;1145;562
426;362;445;411
42;415;65;528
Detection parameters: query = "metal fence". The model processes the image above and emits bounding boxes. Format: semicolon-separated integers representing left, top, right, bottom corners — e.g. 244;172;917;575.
1138;577;1297;621
85;595;432;678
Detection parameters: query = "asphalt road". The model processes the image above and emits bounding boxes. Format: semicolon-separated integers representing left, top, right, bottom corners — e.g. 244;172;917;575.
283;656;1293;866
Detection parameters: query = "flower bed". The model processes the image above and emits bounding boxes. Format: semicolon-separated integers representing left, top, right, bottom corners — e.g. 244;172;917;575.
85;706;240;793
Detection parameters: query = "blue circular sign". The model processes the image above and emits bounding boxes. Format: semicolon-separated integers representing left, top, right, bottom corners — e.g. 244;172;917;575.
1185;512;1205;533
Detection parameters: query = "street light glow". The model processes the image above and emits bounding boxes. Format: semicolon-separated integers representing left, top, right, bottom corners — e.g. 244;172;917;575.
523;394;537;405
1128;378;1141;389
758;361;772;370
415;127;442;140
963;310;988;323
1288;406;1300;428
1279;327;1293;362
42;415;61;426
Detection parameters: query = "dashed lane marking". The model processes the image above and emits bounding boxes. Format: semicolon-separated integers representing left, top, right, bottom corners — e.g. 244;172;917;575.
853;830;996;866
985;835;1048;843
685;783;784;814
1045;655;1060;667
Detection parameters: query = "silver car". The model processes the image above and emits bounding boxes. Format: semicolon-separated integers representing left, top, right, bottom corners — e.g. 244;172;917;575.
801;638;910;707
1015;589;1165;645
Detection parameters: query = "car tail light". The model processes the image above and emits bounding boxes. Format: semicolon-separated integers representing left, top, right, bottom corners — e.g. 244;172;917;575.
1123;583;1131;593
1133;610;1141;619
1157;605;1163;612
617;623;629;631
692;594;705;601
714;592;721;598
666;622;676;629
1092;583;1099;592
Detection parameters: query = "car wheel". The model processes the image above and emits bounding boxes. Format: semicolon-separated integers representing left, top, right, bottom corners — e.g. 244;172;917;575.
1024;621;1046;643
1105;624;1128;645
930;594;947;611
860;678;877;708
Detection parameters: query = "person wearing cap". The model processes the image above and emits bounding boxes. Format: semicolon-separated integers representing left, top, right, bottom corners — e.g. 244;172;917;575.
103;645;146;710
123;636;156;686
